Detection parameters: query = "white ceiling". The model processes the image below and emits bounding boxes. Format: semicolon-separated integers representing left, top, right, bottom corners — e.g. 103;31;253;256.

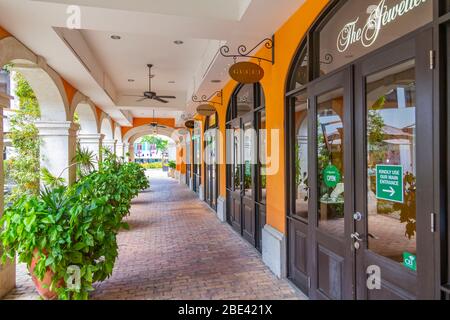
0;0;306;127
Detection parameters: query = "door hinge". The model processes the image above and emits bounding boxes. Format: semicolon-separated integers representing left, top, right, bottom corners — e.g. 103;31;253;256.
429;50;435;70
431;212;436;233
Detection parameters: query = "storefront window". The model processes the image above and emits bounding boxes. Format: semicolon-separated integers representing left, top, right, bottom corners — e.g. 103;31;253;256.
236;84;254;117
291;49;308;89
366;59;416;266
244;120;255;196
444;0;450;14
233;127;241;190
317;88;345;239
294;93;308;220
318;0;432;76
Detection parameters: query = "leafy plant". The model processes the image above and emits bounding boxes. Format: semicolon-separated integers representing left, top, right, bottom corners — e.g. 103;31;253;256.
5;70;41;204
0;157;149;300
41;167;65;189
167;160;176;169
73;146;97;179
394;172;416;239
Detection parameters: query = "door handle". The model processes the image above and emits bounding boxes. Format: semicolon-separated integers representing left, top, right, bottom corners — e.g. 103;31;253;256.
351;232;363;242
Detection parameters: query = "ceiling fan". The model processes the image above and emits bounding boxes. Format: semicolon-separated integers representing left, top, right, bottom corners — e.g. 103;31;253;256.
124;64;176;103
149;110;166;134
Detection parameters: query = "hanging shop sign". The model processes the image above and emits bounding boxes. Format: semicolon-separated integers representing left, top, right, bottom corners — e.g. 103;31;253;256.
323;165;341;188
229;62;264;84
196;104;216;116
184;120;195;129
376;164;404;203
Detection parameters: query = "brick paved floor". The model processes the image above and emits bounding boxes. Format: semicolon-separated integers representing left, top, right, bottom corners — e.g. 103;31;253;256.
4;170;306;300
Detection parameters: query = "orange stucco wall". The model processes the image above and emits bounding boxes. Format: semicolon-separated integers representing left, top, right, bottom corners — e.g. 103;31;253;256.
0;26;11;40
211;0;330;233
121;117;176;138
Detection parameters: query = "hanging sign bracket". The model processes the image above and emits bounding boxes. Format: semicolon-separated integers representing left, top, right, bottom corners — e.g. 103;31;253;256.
219;36;275;65
192;90;223;106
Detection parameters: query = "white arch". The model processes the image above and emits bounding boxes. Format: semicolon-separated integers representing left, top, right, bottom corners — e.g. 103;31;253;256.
100;113;114;140
71;92;99;134
123;124;185;145
0;36;70;121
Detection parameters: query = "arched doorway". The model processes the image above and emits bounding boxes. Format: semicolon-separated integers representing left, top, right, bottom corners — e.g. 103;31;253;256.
204;113;218;210
285;0;435;299
226;83;266;252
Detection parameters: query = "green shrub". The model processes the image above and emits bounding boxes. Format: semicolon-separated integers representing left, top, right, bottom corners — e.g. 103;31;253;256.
140;162;163;169
0;156;149;300
168;160;176;169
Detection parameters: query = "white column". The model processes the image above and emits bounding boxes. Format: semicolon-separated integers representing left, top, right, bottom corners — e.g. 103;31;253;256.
0;93;15;298
36;121;78;186
78;133;104;166
115;142;124;159
122;143;130;162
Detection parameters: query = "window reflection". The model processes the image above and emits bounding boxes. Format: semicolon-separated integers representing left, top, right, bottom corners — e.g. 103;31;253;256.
292;50;308;89
258;111;267;204
317;88;345;239
233;127;241;190
236;84;254;117
294;93;309;219
244;121;254;196
366;59;417;266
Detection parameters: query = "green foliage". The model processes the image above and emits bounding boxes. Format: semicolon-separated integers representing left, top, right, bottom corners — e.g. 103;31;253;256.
140;162;163;169
74;146;97;179
6;71;41;203
167;160;176;169
0;157;149;300
41;167;65;189
140;135;169;154
394;172;417;239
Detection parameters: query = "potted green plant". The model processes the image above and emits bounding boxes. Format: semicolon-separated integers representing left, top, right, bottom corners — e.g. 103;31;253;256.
167;160;176;178
0;157;149;300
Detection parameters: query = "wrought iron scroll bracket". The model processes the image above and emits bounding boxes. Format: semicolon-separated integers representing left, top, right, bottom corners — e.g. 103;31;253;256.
219;36;275;65
192;90;223;106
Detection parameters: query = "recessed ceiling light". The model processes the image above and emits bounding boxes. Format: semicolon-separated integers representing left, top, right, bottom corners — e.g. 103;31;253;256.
110;35;121;40
168;80;176;84
174;40;184;45
128;79;135;82
211;80;221;83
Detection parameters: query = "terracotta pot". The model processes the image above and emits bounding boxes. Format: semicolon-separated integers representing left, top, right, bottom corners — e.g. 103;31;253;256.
29;249;64;300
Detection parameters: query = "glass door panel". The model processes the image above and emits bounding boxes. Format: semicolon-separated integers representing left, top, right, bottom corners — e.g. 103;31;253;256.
243;119;255;197
366;59;417;265
317;88;345;239
294;93;309;220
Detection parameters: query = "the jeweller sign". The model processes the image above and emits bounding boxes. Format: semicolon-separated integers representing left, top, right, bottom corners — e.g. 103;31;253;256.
337;0;428;53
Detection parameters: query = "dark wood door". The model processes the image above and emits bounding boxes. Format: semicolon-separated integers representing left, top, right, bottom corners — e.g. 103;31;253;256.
308;67;354;300
354;28;435;300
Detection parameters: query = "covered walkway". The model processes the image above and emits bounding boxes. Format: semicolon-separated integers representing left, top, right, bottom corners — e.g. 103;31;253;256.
4;171;305;300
